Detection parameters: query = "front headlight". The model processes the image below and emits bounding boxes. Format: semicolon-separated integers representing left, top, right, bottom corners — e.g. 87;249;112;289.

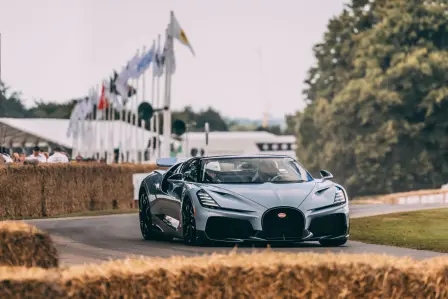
197;190;220;208
334;187;346;203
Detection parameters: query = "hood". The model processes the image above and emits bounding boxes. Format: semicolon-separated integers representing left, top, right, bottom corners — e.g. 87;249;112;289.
202;182;316;210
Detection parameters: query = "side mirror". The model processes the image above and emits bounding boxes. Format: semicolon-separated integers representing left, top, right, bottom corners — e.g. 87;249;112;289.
320;169;333;181
167;173;183;183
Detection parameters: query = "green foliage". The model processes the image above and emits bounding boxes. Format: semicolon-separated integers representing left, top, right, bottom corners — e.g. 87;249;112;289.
170;106;229;132
293;0;448;196
28;99;76;119
0;82;29;118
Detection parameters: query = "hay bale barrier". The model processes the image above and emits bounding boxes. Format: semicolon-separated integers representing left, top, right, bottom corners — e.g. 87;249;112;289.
0;221;58;268
0;163;160;219
1;252;448;298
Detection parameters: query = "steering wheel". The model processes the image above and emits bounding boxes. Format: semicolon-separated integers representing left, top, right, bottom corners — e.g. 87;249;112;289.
270;174;291;182
271;174;285;182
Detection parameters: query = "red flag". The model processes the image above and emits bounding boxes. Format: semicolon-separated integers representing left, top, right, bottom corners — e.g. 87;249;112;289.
98;84;109;110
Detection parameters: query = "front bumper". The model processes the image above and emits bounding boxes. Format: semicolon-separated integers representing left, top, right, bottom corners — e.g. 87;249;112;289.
194;201;349;243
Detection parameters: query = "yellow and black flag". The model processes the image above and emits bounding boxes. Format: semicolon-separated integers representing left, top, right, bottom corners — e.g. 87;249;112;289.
169;12;195;56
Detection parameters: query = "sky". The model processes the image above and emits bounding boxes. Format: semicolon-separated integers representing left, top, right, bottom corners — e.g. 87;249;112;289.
0;0;347;120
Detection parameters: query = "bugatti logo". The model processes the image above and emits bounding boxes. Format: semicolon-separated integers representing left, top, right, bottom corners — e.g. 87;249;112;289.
278;213;287;218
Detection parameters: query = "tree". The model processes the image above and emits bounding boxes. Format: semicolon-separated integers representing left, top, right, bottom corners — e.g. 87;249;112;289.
0;82;28;118
255;125;283;135
292;0;448;196
138;105;230;135
170;106;229;132
28;99;76;118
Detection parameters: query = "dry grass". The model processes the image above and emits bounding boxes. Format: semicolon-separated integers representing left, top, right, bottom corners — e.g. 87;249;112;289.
1;251;448;298
0;221;58;269
0;164;162;218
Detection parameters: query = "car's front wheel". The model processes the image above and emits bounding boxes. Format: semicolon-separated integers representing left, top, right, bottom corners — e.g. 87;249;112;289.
182;199;206;246
139;188;154;240
319;237;348;247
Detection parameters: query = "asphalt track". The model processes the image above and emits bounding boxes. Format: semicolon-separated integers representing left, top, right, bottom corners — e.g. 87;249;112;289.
25;203;448;265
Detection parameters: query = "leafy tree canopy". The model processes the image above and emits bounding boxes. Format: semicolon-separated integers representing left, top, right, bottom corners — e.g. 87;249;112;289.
291;0;448;196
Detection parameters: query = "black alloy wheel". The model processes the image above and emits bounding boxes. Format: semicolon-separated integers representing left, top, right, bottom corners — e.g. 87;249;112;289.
182;200;198;245
139;189;153;240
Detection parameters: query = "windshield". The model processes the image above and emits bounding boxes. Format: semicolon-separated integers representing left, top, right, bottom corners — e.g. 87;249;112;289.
201;157;312;184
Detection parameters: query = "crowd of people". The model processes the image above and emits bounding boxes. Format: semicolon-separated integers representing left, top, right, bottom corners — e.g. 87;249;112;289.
0;146;104;165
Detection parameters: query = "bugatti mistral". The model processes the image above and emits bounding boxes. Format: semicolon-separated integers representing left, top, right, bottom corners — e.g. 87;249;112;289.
138;155;349;246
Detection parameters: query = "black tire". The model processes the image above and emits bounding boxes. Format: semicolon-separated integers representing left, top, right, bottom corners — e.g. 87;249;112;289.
139;188;154;240
319;237;348;247
182;199;206;246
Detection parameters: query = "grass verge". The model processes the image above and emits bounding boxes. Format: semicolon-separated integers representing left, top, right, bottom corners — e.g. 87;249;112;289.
350;208;448;252
1;208;138;221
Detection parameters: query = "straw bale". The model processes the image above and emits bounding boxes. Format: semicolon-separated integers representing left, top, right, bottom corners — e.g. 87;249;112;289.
0;163;161;218
0;251;448;298
0;221;58;268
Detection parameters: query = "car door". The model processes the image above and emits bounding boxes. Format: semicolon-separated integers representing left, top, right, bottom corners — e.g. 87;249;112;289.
166;158;202;230
151;162;183;236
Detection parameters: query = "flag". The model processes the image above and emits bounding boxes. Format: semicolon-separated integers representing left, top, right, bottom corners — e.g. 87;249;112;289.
169;12;195;56
115;70;137;106
104;75;128;112
67;98;90;138
67;103;82;137
133;44;155;77
88;86;99;106
153;41;164;77
98;84;109;111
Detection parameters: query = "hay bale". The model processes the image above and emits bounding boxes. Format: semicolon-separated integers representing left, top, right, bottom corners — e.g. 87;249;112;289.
0;252;448;298
0;163;161;218
0;221;58;268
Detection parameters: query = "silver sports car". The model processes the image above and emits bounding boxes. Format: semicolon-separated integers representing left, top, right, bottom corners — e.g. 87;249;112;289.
138;155;349;247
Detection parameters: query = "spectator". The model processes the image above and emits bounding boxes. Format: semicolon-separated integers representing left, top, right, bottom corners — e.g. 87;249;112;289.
26;146;47;163
1;152;13;164
47;146;69;163
12;152;20;162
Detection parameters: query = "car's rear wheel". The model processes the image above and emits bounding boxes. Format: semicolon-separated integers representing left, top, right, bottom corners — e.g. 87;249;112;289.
319;237;348;247
139;188;154;240
182;199;206;246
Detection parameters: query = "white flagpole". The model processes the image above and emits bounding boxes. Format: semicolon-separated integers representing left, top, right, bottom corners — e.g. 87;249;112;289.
149;40;156;162
107;101;112;164
104;83;109;162
86;103;91;157
141;44;150;164
79;101;85;157
162;17;174;158
118;67;125;164
119;107;124;163
155;34;162;160
94;84;99;160
111;102;116;163
204;122;209;157
99;105;105;162
131;72;138;163
132;48;143;163
141;120;145;161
